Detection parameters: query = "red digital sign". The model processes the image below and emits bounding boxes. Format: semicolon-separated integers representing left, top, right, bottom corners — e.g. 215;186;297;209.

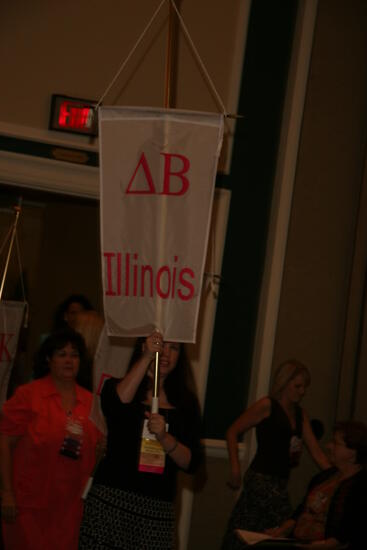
49;94;98;136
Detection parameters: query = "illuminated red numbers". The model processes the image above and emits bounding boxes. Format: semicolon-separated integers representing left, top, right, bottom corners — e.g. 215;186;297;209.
58;101;93;130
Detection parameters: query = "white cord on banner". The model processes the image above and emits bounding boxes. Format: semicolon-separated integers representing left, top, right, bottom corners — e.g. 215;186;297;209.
204;220;222;299
94;0;228;117
95;0;167;110
169;0;227;116
0;226;13;256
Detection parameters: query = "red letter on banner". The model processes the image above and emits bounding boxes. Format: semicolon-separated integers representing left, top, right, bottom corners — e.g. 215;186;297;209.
126;152;156;194
0;333;13;362
161;153;190;196
104;252;116;296
178;268;195;301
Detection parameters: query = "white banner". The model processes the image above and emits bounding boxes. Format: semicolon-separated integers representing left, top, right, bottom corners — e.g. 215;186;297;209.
90;325;135;433
99;107;223;343
0;301;25;406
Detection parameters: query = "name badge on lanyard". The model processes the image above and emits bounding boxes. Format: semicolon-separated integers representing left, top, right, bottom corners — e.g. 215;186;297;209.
60;414;83;460
289;435;303;466
138;418;168;475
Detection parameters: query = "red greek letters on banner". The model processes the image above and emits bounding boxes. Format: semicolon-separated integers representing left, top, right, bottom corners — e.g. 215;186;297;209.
99;107;223;343
126;152;190;196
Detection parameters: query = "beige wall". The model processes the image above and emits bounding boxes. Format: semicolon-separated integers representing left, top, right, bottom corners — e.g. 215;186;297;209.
274;0;367;433
0;0;248;173
272;0;367;504
0;0;244;120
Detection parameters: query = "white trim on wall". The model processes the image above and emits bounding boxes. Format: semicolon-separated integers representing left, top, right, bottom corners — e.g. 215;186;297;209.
177;187;231;550
202;438;245;459
0;149;99;199
246;0;319;463
0;121;99;151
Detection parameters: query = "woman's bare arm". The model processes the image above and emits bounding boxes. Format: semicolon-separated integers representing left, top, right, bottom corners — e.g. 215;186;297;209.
226;397;271;489
303;413;331;470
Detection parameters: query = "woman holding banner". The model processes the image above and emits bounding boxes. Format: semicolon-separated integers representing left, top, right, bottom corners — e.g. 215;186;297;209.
79;330;202;550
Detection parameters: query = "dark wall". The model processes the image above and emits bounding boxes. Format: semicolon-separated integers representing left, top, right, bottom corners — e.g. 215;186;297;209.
0;186;102;387
203;0;299;439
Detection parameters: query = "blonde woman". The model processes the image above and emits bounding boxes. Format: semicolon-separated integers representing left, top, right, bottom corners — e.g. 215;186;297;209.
222;360;330;549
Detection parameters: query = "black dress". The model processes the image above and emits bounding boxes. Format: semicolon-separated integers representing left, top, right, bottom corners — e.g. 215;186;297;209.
222;398;303;549
79;378;202;550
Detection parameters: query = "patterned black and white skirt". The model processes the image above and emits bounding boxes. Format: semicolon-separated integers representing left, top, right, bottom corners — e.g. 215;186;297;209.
221;468;292;549
79;484;175;550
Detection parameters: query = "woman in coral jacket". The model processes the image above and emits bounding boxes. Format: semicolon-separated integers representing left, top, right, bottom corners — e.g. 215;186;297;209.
0;329;101;550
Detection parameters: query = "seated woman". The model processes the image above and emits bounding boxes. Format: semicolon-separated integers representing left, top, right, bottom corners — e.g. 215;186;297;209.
240;420;367;550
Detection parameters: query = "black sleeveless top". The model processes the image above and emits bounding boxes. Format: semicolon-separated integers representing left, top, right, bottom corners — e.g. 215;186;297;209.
93;378;202;501
250;398;303;479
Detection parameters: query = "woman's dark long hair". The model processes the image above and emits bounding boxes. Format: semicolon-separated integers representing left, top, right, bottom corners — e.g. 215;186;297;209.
33;328;88;383
128;337;200;415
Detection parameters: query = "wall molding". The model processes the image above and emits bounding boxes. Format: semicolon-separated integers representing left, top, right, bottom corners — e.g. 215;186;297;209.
0;149;99;199
247;0;319;462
